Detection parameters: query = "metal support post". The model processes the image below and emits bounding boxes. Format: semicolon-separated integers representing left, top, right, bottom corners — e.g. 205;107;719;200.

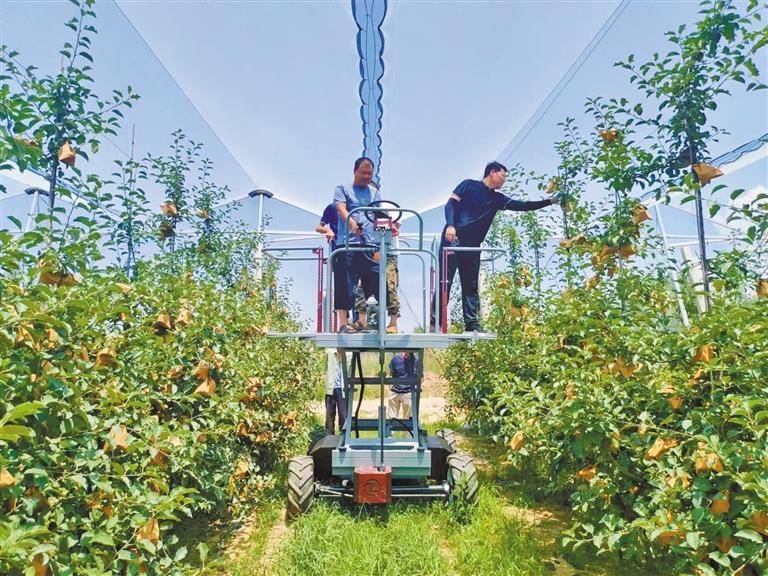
256;194;264;281
23;188;43;232
654;205;690;327
377;228;388;348
441;248;451;334
248;189;273;282
313;247;324;332
378;349;386;468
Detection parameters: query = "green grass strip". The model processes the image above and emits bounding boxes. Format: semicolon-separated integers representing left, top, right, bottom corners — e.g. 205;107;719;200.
271;502;448;576
268;486;546;576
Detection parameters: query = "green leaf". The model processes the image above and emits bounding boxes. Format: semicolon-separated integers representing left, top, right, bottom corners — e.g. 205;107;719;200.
7;215;23;230
91;533;115;547
197;542;209;564
30;543;57;556
2;401;45;424
69;474;88;489
734;529;763;543
117;549;136;561
709;551;731;567
0;424;34;442
691;507;707;523
694;564;716;576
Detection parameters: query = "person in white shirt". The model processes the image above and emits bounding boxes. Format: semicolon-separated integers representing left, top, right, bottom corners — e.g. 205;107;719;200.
324;349;347;435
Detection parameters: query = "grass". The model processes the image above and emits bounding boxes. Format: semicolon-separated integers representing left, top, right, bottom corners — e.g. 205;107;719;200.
437;489;547;576
271;502;449;576
268;489;545;576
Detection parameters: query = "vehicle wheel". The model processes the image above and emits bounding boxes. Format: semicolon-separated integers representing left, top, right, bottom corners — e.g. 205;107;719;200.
435;428;457;452
287;455;315;522
307;427;328;453
446;452;478;505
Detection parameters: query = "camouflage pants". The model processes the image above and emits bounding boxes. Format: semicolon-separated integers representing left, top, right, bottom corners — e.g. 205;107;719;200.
353;256;399;317
387;256;400;318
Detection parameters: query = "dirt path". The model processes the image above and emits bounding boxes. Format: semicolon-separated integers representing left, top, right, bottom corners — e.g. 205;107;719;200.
256;510;288;575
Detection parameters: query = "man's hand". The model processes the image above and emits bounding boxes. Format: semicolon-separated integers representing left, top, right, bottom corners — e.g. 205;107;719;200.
391;221;401;237
550;191;563;205
444;225;457;242
324;228;335;242
350;219;362;236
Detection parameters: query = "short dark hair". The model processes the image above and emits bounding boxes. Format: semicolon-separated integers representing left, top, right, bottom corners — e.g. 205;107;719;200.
354;157;374;171
483;161;508;178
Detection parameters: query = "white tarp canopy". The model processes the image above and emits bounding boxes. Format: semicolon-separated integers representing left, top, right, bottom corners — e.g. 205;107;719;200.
1;1;766;329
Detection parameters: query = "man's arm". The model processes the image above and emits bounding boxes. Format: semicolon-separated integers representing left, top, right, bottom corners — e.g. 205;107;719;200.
444;194;462;242
500;196;556;212
334;186;361;238
336;202;361;237
316;222;334;241
444;181;471;242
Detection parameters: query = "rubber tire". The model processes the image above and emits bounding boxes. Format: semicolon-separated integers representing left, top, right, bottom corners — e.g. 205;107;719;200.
307;428;327;453
286;455;315;522
435;428;457;452
446;452;479;505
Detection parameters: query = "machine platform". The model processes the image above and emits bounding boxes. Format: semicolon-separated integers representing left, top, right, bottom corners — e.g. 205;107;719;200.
280;203;486;518
267;330;495;350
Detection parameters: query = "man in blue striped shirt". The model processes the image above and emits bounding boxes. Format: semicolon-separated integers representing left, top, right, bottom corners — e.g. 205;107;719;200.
334;157;381;332
388;352;419;420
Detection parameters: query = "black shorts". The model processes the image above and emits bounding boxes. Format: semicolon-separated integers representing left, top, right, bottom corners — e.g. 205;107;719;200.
335;250;380;310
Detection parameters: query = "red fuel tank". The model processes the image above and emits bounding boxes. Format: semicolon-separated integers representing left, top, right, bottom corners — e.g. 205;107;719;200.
353;465;392;504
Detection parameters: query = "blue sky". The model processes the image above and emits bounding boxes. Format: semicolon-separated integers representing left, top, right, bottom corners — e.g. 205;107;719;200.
1;0;766;330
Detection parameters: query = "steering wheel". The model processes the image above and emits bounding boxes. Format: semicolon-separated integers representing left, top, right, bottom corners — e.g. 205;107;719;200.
363;200;403;224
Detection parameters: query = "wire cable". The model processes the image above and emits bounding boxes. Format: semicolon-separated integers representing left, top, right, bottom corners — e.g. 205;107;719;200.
498;0;631;165
112;1;262;204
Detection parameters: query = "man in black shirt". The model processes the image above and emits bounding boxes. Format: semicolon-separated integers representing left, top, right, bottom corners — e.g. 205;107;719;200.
438;161;559;332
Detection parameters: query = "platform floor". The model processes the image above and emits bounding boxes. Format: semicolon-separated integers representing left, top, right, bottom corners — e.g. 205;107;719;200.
267;331;496;350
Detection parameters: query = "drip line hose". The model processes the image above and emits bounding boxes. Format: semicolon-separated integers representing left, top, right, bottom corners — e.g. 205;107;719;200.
391;417;414;438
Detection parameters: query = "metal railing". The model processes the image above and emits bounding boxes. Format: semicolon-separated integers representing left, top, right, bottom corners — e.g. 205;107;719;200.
263;246;325;331
439;246;508;334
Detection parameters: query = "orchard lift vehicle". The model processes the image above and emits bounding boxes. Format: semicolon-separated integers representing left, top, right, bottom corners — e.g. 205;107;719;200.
268;202;499;520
